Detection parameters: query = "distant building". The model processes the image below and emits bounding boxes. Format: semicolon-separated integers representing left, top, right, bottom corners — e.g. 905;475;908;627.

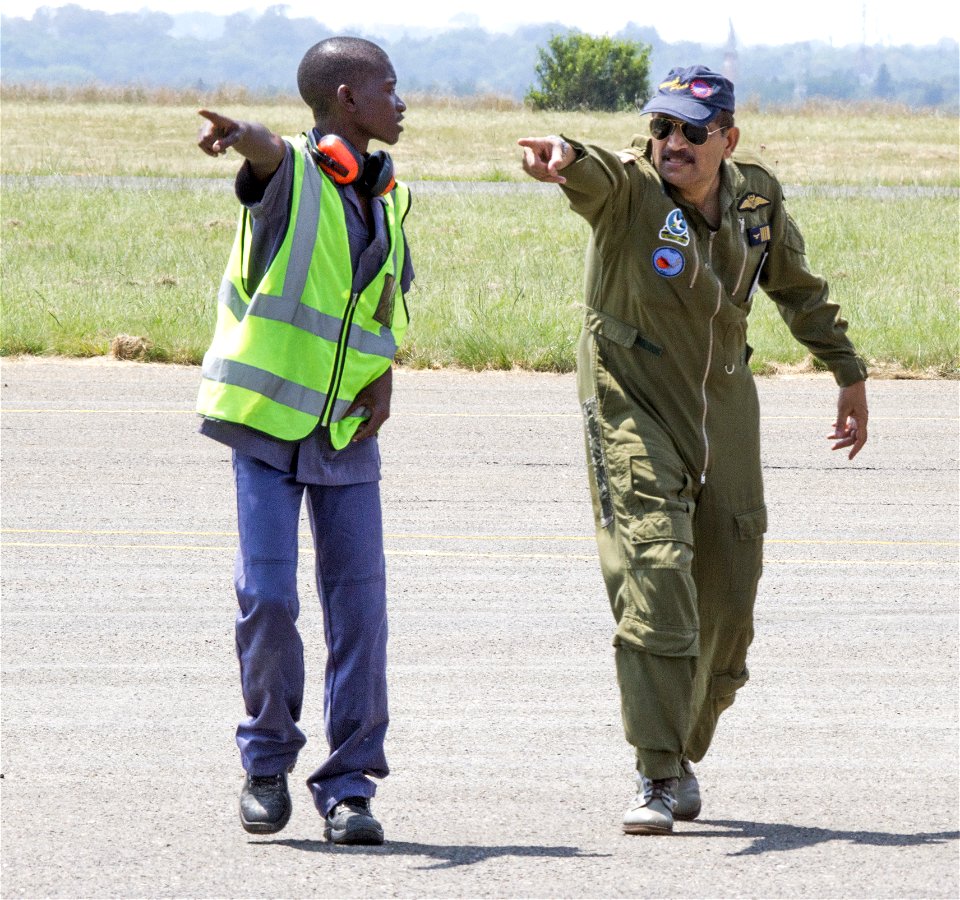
723;19;739;85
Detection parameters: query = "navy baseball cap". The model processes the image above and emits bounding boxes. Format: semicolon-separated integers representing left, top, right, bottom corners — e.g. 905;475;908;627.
640;65;735;125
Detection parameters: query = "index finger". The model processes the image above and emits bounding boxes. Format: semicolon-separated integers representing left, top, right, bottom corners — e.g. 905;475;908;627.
197;108;232;128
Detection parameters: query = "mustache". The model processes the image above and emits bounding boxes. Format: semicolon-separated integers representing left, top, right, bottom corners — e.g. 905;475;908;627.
662;149;695;164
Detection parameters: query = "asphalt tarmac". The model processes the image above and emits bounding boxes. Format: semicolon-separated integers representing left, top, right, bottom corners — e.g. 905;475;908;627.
1;357;958;899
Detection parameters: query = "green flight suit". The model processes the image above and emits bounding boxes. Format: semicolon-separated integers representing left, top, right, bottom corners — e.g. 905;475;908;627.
560;137;867;780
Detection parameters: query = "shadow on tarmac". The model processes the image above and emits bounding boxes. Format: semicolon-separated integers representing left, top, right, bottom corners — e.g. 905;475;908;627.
693;820;960;856
257;839;611;869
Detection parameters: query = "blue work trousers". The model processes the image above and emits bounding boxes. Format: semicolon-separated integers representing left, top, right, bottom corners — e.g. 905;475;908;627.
232;451;389;816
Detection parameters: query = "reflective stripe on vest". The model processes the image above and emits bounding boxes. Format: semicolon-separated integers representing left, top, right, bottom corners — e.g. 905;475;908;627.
197;134;410;448
216;280;399;360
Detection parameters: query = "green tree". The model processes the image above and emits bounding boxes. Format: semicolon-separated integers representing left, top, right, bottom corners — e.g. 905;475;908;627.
873;63;895;99
526;32;651;111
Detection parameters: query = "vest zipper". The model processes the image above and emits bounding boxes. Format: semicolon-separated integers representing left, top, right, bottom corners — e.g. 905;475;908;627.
319;193;400;429
319;291;361;426
700;232;721;484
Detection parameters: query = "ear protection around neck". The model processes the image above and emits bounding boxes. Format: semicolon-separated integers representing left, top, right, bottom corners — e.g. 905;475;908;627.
307;133;396;197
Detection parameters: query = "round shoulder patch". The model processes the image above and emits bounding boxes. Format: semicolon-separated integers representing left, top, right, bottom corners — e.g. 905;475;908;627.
652;246;685;277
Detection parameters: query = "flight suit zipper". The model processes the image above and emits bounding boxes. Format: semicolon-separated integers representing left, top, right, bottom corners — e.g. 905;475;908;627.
700;232;721;484
724;219;751;374
731;216;749;296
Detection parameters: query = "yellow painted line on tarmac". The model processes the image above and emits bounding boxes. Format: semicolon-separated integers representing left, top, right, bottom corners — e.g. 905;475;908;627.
1;527;957;548
4;541;235;552
2;408;955;422
1;540;953;566
409;414;954;421
2;527;239;537
0;540;595;560
761;559;951;566
395;413;579;418
3;526;959;549
0;409;576;417
766;538;958;547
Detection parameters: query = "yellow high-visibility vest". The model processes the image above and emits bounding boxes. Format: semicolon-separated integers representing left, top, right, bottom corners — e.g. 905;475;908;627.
197;134;411;449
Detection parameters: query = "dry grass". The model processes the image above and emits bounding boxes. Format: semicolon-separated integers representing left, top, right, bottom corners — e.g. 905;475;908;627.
109;333;153;360
0;82;523;109
2;92;956;186
1;92;956;373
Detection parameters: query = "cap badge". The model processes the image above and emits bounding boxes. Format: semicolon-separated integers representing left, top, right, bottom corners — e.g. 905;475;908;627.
690;80;714;99
659;77;690;93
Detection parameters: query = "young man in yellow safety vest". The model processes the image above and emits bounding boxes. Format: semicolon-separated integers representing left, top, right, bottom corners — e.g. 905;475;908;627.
196;35;412;845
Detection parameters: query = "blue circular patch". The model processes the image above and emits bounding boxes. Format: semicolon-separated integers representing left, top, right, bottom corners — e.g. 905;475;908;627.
664;209;687;238
652;246;685;277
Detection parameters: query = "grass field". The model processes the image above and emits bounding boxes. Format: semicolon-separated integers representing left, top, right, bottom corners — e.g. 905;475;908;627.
2;93;958;186
1;94;958;374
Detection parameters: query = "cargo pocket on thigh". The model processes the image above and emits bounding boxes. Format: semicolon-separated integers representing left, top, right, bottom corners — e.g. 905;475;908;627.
730;504;767;600
735;506;767;541
614;511;699;658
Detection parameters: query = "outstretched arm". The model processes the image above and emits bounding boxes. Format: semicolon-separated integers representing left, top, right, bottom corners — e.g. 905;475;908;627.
828;379;868;460
517;135;577;184
197;108;285;180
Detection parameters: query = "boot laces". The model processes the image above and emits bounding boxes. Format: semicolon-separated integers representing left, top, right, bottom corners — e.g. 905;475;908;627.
249;774;286;797
335;796;371;814
640;775;677;811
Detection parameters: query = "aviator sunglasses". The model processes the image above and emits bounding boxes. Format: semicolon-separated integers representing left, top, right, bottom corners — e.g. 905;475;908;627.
649;116;726;146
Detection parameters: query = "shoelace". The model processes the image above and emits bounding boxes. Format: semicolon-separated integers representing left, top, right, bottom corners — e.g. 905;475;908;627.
249;774;286;795
640;776;677;811
335;796;371;814
250;774;284;783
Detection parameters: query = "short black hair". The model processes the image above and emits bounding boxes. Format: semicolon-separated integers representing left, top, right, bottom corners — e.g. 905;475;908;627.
713;110;735;130
297;37;390;119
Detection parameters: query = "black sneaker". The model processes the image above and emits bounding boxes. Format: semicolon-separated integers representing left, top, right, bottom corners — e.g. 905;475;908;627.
239;772;292;834
324;796;384;845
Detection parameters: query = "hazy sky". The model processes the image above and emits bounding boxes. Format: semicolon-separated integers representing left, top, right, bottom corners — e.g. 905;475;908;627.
4;0;959;47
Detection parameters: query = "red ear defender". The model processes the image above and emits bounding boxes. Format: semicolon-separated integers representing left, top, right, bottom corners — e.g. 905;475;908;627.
312;134;363;184
307;133;396;196
360;151;396;197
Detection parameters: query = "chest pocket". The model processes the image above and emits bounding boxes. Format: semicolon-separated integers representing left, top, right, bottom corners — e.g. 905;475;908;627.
736;213;772;307
372;273;397;327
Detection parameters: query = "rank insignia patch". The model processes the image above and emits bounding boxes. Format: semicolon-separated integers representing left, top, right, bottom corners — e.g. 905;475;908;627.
738;193;771;212
652;246;685;277
748;225;771;245
659;208;690;246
